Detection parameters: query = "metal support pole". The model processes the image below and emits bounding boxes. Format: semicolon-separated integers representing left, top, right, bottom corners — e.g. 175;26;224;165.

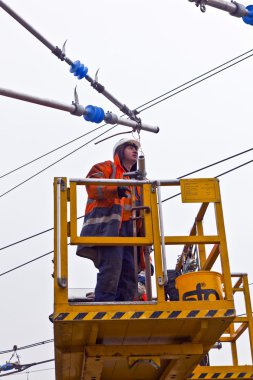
104;113;159;134
0;0;61;53
70;178;180;186
204;0;248;16
0;87;85;116
144;247;152;300
56;178;67;288
0;87;159;133
138;155;152;300
189;0;248;17
156;182;168;285
131;187;139;298
242;274;253;362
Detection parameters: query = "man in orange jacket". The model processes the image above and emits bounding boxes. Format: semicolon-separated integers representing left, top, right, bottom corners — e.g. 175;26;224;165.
77;138;141;302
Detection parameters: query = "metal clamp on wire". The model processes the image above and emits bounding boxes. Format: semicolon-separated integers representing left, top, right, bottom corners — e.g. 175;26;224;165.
230;0;248;17
104;112;159;134
189;0;206;12
189;0;250;19
120;105;140;123
70;87;85;116
52;46;66;61
70;102;85;116
90;70;105;93
197;0;206;12
134;119;142;134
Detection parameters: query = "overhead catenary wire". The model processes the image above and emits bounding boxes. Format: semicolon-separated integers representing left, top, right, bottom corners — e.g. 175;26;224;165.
15;367;54;375
0;124;117;198
0;215;84;251
0;227;54;251
0;340;54;355
161;158;253;203
176;147;253;180
137;51;253;114
0;146;253;252
0;250;53;277
134;48;253;112
1;157;253;277
0;359;54;378
0;123;107;179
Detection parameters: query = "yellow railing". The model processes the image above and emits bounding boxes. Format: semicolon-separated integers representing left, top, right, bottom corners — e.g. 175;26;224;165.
54;176;235;305
219;273;253;364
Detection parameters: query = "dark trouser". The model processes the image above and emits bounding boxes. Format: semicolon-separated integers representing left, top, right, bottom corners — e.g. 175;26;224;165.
94;221;137;302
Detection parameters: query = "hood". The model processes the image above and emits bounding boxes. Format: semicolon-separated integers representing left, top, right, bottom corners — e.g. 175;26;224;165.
114;152;137;172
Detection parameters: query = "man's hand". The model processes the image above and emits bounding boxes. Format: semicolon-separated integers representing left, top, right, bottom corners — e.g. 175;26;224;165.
117;186;131;198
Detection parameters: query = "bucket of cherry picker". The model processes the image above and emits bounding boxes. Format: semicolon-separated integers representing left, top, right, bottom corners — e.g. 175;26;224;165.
175;270;223;301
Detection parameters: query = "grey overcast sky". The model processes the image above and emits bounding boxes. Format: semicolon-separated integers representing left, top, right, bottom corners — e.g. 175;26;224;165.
1;0;253;378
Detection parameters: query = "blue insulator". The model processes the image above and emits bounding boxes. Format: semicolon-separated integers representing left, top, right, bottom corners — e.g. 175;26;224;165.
243;5;253;25
70;60;88;79
0;363;15;371
84;105;105;123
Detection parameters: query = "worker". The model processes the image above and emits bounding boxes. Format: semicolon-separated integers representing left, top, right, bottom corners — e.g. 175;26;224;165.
76;138;142;302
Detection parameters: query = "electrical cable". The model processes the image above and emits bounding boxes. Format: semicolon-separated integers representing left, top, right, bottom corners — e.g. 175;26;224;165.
134;48;253;112
15;367;54;374
1;157;253;277
176;147;253;179
0;125;117;198
0;359;54;378
1;147;253;252
215;159;253;178
1;48;253;183
0;124;106;179
161;157;253;203
136;52;253;114
0;340;54;355
0;250;53;277
0;216;84;252
0;227;54;251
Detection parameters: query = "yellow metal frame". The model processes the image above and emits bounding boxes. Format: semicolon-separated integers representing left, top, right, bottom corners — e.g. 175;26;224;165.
53;177;253;380
192;273;253;379
53;177;236;303
54;177;234;306
219;273;253;364
69;182;154;246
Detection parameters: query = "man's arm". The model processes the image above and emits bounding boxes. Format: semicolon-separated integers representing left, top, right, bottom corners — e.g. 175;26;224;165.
86;161;118;200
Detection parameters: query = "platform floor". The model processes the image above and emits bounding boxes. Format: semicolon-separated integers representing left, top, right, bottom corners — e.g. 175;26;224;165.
54;300;236;380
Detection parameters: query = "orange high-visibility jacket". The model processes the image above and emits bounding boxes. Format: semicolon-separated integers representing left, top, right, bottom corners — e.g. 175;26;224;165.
80;153;140;238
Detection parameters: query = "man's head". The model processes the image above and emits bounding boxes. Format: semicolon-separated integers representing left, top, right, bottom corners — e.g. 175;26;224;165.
113;138;140;170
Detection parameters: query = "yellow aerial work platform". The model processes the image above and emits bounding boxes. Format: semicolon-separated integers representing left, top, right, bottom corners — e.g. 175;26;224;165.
52;177;253;380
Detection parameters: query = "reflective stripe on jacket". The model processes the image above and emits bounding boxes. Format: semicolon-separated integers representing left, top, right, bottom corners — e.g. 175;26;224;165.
80;153;140;238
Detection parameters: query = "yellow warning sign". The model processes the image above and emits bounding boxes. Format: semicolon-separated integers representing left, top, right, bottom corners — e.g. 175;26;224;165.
180;179;220;203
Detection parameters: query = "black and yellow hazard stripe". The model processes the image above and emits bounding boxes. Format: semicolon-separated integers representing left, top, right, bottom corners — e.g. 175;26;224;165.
53;308;235;321
189;371;253;379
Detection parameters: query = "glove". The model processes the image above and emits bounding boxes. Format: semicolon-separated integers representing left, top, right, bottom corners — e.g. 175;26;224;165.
117;186;131;198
